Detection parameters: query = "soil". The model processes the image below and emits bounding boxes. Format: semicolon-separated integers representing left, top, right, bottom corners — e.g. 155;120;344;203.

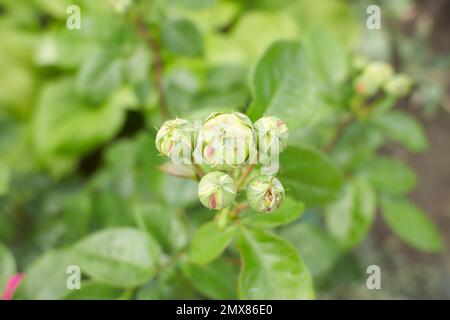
328;0;450;299
369;0;450;297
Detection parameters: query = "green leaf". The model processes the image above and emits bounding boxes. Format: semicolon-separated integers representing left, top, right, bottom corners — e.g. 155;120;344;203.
134;203;188;253
361;156;417;195
205;12;299;65
162;175;199;207
15;249;76;300
331;122;384;171
295;0;359;48
33;79;133;161
237;227;314;299
0;161;10;196
280;223;341;277
181;257;238;299
123;46;150;85
189;222;237;265
325;177;376;249
279;146;344;207
247;41;325;129
75;50;123;104
242;196;304;228
137;269;197;300
73;228;160;288
64;281;124;300
0;242;16;291
162;19;203;57
373;111;428;153
381;197;443;252
159;162;197;180
305;28;347;86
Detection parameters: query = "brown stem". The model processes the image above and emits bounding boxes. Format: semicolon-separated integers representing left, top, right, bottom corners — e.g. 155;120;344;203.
236;164;254;189
324;115;354;153
192;164;206;179
229;203;249;218
134;16;171;119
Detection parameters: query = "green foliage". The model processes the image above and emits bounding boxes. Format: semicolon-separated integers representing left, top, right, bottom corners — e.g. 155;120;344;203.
360;156;417;195
0;242;16;290
189;222;237;265
280;223;341;277
325;177;376;249
15;249;76;300
279;146;344;206
181;256;238;299
237;227;314;299
64;281;125;300
162;19;203;57
248;41;325;129
373;111;428;153
0;0;442;301
0;162;10;196
242;196;304;228
73;228;161;288
381;197;443;252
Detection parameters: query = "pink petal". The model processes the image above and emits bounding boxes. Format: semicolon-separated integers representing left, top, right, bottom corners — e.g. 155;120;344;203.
1;273;24;300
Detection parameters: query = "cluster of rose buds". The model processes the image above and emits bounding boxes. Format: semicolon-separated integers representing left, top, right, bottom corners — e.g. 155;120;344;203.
155;112;289;213
353;61;412;98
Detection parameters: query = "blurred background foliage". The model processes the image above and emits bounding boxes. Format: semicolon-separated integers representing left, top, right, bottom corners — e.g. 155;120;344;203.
0;0;449;299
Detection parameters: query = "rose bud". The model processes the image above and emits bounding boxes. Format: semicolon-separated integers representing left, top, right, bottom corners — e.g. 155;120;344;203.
254;116;289;155
197;112;256;170
155;118;194;161
384;74;413;97
246;175;285;213
198;171;237;210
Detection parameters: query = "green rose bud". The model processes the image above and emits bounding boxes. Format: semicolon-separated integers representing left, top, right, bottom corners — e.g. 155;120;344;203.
351;55;368;72
198;171;237;210
246;175;285;213
384;74;413;97
155;118;194;161
197;112;256;169
108;0;132;13
354;62;393;96
364;62;393;84
254;116;289;154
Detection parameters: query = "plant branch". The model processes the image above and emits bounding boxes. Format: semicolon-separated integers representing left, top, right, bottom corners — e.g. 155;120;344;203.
192;164;206;179
133;16;171;119
229;203;248;218
324;114;354;153
236;164;254;189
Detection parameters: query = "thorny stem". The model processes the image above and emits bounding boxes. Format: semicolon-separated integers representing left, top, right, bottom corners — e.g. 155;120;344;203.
133;15;171;119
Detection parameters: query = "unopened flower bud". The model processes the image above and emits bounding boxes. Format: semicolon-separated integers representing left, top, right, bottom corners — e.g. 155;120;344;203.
384;74;413;97
155;118;194;161
197;112;256;169
355;62;393;96
108;0;133;14
254;116;289;154
246;175;285;213
351;55;368;72
198;171;237;210
364;62;393;84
